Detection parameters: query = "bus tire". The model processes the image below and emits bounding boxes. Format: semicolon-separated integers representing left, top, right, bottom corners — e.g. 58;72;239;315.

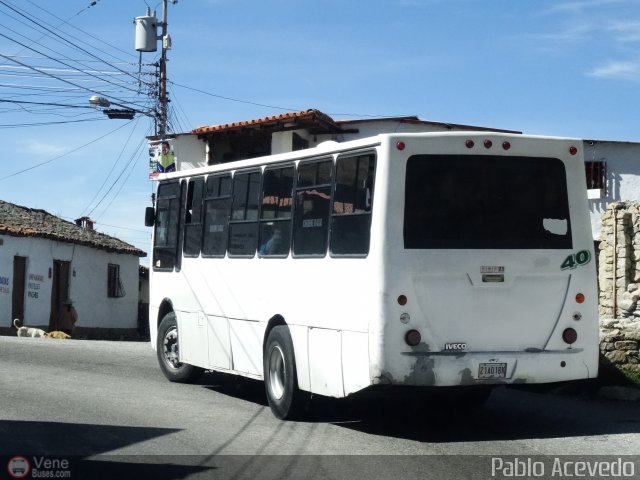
157;312;203;383
264;325;303;420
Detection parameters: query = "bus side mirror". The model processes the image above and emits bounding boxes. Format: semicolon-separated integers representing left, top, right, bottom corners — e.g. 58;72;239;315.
144;207;155;227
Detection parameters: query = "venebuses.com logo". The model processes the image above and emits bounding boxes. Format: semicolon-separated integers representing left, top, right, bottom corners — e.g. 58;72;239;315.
6;456;71;479
7;456;30;479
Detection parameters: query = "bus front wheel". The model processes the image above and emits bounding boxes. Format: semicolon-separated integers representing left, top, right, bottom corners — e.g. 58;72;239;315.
264;325;303;420
157;312;203;383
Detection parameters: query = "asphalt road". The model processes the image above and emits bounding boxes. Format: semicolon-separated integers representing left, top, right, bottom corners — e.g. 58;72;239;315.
1;336;639;479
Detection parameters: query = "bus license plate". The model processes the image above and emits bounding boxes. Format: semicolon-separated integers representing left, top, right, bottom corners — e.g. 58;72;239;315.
478;362;507;379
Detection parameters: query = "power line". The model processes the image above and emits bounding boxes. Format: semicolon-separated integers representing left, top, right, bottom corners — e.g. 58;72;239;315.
95;142;146;221
0;98;96;109
0;119;133;180
82;116;142;215
0;1;142;84
169;80;394;119
0;117;107;128
90;133;148;219
170;80;300;112
24;0;137;62
0;34;144;102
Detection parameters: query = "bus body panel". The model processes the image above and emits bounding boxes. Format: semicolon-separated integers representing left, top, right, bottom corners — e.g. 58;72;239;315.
149;132;598;400
369;134;598;387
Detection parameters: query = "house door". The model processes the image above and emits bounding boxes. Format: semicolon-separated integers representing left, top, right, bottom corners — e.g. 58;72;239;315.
49;260;70;331
11;256;26;324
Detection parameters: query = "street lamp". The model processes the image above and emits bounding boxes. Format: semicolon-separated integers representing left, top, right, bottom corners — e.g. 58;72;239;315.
89;96;136;120
89;95;111;108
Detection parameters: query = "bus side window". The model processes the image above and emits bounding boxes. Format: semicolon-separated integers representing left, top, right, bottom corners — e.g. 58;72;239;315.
293;159;332;257
202;174;231;257
330;153;375;256
259;166;294;257
183;177;205;257
228;170;261;257
153;180;182;270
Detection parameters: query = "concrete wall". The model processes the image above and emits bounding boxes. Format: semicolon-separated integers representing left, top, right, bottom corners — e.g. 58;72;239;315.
585;141;640;241
0;234;139;330
271;130;314;154
174;134;207;170
340;120;450;140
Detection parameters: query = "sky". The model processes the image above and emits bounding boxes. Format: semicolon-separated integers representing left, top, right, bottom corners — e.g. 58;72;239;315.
1;0;639;264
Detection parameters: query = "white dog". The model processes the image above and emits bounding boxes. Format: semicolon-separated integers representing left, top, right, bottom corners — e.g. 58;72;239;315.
13;318;47;338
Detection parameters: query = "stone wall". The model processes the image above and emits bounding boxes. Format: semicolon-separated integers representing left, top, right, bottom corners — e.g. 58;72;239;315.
598;202;640;375
600;319;640;375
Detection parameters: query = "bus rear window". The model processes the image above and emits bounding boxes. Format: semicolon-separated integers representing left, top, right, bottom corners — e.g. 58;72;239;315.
404;155;573;249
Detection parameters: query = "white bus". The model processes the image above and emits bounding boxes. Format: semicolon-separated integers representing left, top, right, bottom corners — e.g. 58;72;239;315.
146;131;599;419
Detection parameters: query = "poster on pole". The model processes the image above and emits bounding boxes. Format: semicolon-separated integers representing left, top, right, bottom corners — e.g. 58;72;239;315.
148;139;176;180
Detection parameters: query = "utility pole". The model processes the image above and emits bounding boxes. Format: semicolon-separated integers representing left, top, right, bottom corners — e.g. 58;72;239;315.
134;1;174;137
158;0;169;137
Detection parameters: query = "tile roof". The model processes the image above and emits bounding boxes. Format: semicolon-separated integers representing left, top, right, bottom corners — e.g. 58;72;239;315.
0;200;146;257
191;109;339;135
191;109;520;136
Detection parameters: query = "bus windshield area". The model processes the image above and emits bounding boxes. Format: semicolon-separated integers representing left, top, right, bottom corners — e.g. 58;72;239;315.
404;155;573;249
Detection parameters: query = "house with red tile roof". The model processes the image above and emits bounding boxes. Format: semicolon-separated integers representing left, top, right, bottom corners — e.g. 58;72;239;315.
149;108;520;172
0;200;146;338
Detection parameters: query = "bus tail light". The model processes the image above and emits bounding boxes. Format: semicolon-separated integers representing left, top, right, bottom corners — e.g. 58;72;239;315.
397;295;407;306
396;141;406;150
405;329;421;347
569;146;578;155
484;140;493;149
502;141;511;150
562;328;577;345
575;293;585;304
465;140;474;149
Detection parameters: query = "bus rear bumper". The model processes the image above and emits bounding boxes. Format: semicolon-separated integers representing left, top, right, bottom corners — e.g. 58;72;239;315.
372;350;598;387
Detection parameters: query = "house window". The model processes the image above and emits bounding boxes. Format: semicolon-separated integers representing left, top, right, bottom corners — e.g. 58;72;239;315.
108;264;125;298
292;132;309;151
585;161;607;194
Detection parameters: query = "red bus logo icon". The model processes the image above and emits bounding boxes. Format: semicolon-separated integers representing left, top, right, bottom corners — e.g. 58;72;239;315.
7;456;30;479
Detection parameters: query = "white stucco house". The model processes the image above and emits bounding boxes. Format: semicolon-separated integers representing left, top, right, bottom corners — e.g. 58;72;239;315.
151;108;520;171
583;139;640;242
0;200;146;337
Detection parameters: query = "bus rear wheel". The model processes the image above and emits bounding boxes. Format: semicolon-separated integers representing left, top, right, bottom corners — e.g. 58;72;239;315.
264;325;303;420
157;312;203;383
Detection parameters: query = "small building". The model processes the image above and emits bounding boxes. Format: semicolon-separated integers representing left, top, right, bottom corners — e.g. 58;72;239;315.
0;200;146;337
583;139;640;242
149;108;520;172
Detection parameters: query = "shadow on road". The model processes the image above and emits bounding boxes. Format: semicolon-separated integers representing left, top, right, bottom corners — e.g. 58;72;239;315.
0;420;181;455
324;387;640;443
199;371;268;407
0;420;214;479
195;373;640;443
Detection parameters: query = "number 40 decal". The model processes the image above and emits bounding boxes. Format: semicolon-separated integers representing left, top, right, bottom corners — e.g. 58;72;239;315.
561;250;592;270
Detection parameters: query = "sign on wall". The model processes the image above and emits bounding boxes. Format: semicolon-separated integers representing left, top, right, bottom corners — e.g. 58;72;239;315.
149;139;176;180
0;276;9;294
27;273;44;299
